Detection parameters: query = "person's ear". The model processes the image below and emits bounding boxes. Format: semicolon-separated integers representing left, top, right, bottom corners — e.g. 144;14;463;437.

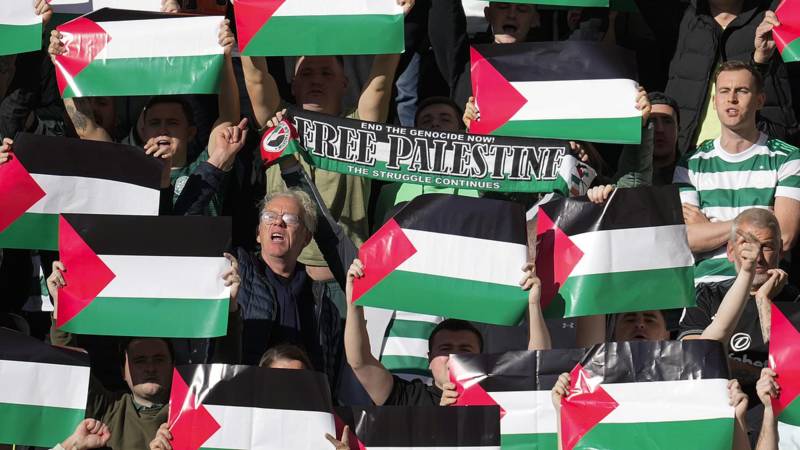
726;239;736;263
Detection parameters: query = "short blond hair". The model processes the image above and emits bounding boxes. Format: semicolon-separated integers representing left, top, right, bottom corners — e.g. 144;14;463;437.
730;208;780;246
259;189;317;234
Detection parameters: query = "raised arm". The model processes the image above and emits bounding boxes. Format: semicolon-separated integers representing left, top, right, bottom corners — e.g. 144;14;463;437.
755;368;780;450
214;19;240;128
689;234;757;344
774;196;800;252
356;53;401;123
345;259;395;405
521;263;550;350
240;55;280;130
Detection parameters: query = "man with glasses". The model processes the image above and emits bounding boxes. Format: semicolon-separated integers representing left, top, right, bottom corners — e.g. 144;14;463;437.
232;156;356;393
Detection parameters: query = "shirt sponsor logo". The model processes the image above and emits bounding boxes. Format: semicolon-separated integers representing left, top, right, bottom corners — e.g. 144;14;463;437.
730;332;751;352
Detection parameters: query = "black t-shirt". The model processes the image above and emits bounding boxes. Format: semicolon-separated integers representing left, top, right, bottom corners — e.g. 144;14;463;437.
679;280;800;368
383;376;442;406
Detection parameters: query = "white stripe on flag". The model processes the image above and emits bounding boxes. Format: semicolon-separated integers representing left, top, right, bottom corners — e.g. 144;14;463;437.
2;0;40;25
509;79;640;121
569;225;693;277
778;420;800;449
366;447;500;450
93;0;162;11
204;405;333;449
29;174;159;215
397;229;526;287
93;17;222;60
0;360;89;409
98;255;229;299
393;311;442;323
489;390;557;435
601;379;733;424
381;336;429;358
273;0;401;17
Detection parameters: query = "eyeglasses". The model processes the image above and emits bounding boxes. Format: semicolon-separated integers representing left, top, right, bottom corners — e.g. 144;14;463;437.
261;211;303;227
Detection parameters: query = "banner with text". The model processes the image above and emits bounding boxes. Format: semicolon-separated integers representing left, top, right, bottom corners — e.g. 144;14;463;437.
260;107;596;195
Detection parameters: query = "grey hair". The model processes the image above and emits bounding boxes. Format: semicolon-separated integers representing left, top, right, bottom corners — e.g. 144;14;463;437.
259;189;317;234
730;208;781;246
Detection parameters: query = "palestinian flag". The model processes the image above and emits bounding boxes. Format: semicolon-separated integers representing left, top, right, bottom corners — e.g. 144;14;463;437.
234;0;404;56
775;0;800;63
0;328;90;447
335;405;501;450
56;214;232;337
491;0;609;6
469;41;641;144
49;0;163;15
0;133;161;251
169;364;335;450
0;0;41;56
379;311;443;379
561;340;734;450
449;349;585;449
54;9;224;98
352;194;528;326
535;185;695;318
769;302;800;427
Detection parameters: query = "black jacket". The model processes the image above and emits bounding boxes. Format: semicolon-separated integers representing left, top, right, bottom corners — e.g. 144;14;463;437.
638;0;797;155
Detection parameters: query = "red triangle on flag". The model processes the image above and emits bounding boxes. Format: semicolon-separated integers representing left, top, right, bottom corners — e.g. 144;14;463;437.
468;46;528;135
168;368;221;450
233;0;286;53
54;17;111;96
535;209;584;310
560;364;618;450
450;372;507;418
56;216;116;329
352;218;417;303
333;414;366;450
775;0;800;57
0;153;45;233
769;303;800;419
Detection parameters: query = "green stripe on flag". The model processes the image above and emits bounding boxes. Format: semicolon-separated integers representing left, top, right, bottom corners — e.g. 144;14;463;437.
502;432;558;449
780;395;800;426
242;14;404;56
780;38;800;63
62;55;224;98
0;213;58;250
60;296;229;337
385;318;439;338
494;116;642;144
577;418;734;450
0;23;42;56
0;402;84;447
356;271;527;325
548;266;695;317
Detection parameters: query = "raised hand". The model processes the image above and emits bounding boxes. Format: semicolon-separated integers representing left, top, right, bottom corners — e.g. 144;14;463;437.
551;372;571;411
222;252;241;311
47;30;66;61
440;382;459;406
61;419;111;450
34;0;53;26
635;86;651;125
209;117;249;171
463;97;479;129
735;229;761;275
728;379;749;422
161;0;180;13
397;0;415;16
219;19;235;57
754;11;780;64
0;137;12;164
756;367;780;409
587;184;614;204
756;268;788;301
324;425;351;450
148;423;173;450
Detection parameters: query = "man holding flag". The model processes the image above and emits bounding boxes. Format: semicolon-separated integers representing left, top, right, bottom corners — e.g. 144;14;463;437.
344;257;551;407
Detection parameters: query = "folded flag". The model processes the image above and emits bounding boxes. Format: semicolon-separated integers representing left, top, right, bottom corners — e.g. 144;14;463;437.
169;364;335;450
234;0;404;56
0;328;90;448
562;340;733;450
379;311;443;379
0;133;161;251
775;0;800;63
56;214;231;337
49;0;162;15
353;194;528;326
469;41;641;144
490;0;609;6
535;185;695;318
54;9;224;98
0;0;41;55
449;349;585;449
769;302;800;427
335;405;501;450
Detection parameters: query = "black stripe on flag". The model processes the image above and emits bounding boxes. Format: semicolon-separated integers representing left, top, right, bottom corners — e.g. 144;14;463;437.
539;185;684;236
452;348;584;392
13;133;162;190
61;214;231;257
177;365;332;412
581;340;730;383
336;406;501;447
0;328;90;367
84;8;202;22
393;194;527;245
472;41;637;82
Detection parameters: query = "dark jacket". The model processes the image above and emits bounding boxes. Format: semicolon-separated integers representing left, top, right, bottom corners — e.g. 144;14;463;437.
638;0;797;155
